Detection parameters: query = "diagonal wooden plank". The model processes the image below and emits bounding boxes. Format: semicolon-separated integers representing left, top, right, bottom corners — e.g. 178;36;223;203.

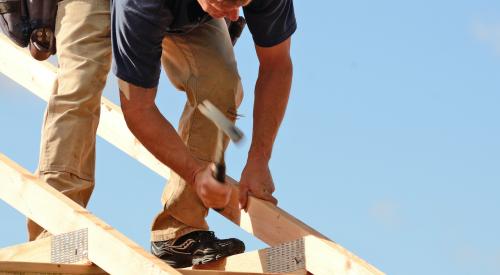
304;236;384;275
0;154;181;275
0;35;169;179
0;238;52;264
220;185;329;246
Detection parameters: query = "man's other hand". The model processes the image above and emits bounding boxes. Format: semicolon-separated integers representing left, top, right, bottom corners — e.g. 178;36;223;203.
194;164;233;209
239;160;278;210
197;0;247;21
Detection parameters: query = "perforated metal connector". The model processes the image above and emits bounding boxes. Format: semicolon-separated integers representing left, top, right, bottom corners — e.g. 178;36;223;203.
266;238;306;273
51;228;88;264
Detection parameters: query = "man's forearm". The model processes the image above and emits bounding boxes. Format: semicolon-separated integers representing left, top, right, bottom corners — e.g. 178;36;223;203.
119;87;202;184
249;59;293;162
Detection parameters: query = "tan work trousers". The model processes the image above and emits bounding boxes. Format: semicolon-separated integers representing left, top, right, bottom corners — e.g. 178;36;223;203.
28;0;112;241
151;18;243;241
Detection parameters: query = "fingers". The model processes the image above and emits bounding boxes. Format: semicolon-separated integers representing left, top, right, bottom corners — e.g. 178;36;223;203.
250;190;278;206
203;184;232;208
195;165;232;209
239;186;278;211
238;163;277;210
263;193;278;205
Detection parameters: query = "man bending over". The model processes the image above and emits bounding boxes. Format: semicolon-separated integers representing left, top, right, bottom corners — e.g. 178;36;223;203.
112;0;296;268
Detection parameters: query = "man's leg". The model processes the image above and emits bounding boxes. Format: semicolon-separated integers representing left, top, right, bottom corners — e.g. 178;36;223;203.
151;17;243;241
28;0;111;241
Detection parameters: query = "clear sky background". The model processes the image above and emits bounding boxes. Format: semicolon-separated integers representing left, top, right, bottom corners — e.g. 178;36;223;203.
1;1;500;274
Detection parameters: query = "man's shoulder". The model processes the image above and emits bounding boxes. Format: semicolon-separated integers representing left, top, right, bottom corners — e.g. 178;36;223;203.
243;0;296;47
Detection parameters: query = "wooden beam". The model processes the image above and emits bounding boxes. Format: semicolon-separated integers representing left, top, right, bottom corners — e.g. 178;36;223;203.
220;185;329;246
190;249;272;274
0;154;181;275
0;35;169;179
0;238;51;263
220;193;383;274
189;248;307;274
0;261;294;275
0;261;106;275
0;34;384;274
304;236;383;275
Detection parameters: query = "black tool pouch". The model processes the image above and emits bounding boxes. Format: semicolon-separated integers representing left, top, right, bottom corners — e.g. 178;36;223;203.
226;17;246;46
26;0;57;60
0;0;30;47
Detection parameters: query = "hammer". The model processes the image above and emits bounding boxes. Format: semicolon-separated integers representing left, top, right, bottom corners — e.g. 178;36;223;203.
197;100;244;183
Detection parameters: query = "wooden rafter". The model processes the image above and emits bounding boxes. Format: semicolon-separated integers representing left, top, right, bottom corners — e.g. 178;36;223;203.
0;154;181;275
0;35;168;179
0;261;106;275
0;261;298;275
0;237;52;264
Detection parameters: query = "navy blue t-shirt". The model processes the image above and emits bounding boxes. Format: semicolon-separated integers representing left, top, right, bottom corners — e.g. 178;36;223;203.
112;0;296;88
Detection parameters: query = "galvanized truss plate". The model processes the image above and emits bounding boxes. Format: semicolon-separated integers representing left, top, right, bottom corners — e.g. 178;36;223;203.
51;228;88;264
266;238;306;273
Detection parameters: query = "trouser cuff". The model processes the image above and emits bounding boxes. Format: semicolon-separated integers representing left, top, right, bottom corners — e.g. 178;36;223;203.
150;227;204;242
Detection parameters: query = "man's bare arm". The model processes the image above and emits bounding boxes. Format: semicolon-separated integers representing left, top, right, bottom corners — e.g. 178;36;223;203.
119;81;232;209
239;37;293;209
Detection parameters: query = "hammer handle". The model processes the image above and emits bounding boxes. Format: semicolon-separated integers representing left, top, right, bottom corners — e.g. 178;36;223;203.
214;163;226;183
213;163;226;212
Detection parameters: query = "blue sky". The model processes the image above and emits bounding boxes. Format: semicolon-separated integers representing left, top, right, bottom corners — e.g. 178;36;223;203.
1;1;500;274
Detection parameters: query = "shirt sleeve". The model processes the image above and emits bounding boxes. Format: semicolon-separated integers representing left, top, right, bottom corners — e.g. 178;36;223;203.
111;0;173;88
243;0;297;47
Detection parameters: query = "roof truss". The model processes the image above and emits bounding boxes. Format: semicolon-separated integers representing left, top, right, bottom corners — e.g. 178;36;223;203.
0;35;384;275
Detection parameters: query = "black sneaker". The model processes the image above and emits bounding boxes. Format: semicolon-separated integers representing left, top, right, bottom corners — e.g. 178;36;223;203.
151;231;245;268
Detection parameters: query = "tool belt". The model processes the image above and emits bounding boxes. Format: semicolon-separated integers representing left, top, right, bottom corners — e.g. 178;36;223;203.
0;0;57;60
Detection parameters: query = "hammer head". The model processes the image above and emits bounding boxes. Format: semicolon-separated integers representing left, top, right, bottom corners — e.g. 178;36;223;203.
197;100;244;143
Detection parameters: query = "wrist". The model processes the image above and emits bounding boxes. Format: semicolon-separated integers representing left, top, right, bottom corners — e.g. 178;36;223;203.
247;147;271;165
188;161;205;186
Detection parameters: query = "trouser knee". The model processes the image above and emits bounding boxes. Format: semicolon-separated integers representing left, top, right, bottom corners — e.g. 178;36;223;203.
38;171;95;207
27;171;95;241
201;66;243;122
